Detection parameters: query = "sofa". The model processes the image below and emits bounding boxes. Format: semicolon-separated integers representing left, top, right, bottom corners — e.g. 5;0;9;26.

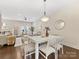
0;35;7;46
0;35;16;46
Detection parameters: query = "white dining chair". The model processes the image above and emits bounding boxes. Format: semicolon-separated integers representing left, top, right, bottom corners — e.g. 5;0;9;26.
21;35;35;59
39;36;64;59
39;37;56;59
50;36;64;54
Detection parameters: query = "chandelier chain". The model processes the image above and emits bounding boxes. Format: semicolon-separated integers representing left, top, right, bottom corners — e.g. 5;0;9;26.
43;0;47;16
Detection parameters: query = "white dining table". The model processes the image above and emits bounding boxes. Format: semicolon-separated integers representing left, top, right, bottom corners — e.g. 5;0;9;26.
26;35;63;59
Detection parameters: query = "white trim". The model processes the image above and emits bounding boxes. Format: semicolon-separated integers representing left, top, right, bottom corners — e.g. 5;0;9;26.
63;41;79;50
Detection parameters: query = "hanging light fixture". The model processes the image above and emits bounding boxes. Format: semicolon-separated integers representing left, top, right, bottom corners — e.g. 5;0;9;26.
41;0;49;22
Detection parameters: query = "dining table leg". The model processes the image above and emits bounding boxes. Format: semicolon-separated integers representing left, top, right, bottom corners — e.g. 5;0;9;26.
55;50;58;59
35;43;39;59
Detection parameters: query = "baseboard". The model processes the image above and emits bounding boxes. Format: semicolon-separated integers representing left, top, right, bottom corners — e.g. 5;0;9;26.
63;41;79;50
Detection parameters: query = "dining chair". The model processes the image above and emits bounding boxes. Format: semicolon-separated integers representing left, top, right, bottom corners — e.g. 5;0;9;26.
39;37;56;59
50;36;64;54
21;35;35;59
39;36;64;59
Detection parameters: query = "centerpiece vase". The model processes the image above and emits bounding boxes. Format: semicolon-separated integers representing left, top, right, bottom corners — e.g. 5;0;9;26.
46;30;49;37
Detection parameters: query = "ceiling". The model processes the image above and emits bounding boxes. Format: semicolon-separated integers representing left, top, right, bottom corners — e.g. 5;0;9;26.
0;0;77;22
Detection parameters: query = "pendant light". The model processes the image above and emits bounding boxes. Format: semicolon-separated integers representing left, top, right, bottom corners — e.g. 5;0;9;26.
41;0;49;22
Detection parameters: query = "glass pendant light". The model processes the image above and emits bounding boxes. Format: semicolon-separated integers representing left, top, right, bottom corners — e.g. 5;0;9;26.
41;0;49;22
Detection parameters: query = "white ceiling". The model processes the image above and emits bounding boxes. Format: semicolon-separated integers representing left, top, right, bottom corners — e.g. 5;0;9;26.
0;0;77;21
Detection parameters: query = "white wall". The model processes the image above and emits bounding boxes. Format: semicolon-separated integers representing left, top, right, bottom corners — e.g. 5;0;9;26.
33;0;79;49
44;1;79;49
0;14;2;30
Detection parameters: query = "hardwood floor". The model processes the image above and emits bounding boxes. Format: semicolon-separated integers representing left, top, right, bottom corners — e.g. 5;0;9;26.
0;45;79;59
0;46;22;59
59;46;79;59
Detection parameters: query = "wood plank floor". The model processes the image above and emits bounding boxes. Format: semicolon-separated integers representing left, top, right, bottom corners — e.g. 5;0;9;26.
0;45;79;59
